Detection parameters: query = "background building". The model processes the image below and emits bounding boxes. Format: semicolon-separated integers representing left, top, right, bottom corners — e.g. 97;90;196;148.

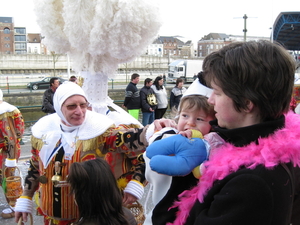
0;17;14;54
14;26;27;54
197;32;269;57
27;33;43;54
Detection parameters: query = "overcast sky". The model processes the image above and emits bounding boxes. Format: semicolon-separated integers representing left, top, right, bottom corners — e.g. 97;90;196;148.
1;0;299;44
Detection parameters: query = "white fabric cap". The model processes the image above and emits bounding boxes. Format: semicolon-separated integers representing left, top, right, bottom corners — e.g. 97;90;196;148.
0;89;3;101
183;78;213;98
53;82;87;126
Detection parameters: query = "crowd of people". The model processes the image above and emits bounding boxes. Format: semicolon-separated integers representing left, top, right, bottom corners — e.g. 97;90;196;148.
1;40;300;225
123;73;187;126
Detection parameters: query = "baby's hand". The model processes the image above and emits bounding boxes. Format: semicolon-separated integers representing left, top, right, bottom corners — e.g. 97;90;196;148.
178;130;193;139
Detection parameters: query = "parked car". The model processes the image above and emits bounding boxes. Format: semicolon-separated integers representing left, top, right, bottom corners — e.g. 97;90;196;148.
27;77;66;90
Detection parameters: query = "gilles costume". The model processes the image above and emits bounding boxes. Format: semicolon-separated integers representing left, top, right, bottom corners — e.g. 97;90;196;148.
0;89;24;206
15;83;149;225
160;112;300;225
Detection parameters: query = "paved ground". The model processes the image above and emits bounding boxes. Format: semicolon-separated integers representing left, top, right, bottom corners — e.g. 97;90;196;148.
0;133;153;224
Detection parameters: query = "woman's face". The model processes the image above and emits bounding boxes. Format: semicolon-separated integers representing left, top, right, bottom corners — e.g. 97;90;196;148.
207;81;247;129
61;95;87;126
158;79;164;86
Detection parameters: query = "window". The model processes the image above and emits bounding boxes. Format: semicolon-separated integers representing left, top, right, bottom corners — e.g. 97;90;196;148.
5;44;10;48
4;28;10;34
15;35;26;42
15;43;26;49
15;28;26;34
4;37;10;41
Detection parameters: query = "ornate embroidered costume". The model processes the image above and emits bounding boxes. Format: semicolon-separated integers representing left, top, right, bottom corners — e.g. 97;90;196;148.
0;101;24;184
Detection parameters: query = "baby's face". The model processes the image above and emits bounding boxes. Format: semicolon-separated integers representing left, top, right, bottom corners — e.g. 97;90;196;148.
177;108;214;135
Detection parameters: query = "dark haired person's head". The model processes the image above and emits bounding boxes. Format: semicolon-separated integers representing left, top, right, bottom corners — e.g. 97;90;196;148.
203;40;295;121
50;77;59;87
176;78;183;87
69;76;77;83
144;78;152;86
153;76;164;89
131;73;140;84
67;159;129;225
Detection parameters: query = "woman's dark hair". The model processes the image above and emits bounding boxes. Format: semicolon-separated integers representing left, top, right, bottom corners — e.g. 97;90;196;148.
203;40;295;120
67;159;129;225
153;76;163;90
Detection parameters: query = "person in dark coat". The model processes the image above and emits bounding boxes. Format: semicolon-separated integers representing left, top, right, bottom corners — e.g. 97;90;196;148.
152;40;300;225
140;78;157;126
41;77;60;114
123;73;141;120
170;78;186;110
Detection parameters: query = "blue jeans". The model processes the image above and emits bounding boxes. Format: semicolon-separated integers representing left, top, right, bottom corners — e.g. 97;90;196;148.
142;112;154;126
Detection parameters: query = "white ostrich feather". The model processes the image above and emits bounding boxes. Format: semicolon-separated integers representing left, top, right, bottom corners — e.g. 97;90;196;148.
63;0;96;53
34;0;161;106
34;0;70;53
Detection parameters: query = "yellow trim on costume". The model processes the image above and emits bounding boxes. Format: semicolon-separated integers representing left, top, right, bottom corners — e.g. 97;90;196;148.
191;130;203;139
0;109;21;120
19;196;32;200
117;177;129;190
131;179;144;187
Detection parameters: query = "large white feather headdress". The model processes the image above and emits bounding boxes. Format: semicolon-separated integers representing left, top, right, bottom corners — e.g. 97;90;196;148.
34;0;161;115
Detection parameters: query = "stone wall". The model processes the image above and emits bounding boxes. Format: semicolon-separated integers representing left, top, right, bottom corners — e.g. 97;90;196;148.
3;88;172;107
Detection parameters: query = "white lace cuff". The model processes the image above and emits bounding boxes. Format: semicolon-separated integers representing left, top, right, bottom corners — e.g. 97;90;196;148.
14;197;33;214
124;180;144;200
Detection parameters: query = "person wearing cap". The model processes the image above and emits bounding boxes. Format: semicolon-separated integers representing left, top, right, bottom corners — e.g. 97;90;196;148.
143;74;219;225
14;82;151;225
0;89;25;219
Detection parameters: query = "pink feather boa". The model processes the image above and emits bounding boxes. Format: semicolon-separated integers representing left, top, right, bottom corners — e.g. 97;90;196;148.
169;112;300;225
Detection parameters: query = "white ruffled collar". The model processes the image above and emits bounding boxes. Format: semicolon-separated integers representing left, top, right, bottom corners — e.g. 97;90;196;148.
0;102;17;114
32;110;114;168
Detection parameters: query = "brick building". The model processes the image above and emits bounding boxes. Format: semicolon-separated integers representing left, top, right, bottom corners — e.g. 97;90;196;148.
0;17;15;54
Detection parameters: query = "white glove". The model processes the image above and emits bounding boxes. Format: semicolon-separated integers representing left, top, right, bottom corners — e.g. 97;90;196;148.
14;197;33;214
124;180;144;200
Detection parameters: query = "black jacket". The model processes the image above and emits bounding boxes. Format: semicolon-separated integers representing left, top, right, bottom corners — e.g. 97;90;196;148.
140;86;157;113
152;116;300;225
124;82;140;110
170;86;186;110
42;88;55;114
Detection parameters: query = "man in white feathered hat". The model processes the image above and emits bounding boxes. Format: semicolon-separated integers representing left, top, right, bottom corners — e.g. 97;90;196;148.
14;83;153;224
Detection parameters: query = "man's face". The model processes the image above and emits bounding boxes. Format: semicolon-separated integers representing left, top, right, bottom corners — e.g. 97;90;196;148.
52;80;60;90
61;95;87;126
132;77;140;84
